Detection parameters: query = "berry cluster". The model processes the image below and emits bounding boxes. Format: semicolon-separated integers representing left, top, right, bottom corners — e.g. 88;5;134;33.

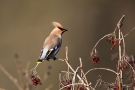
106;33;119;50
31;75;42;86
61;79;72;90
90;49;100;64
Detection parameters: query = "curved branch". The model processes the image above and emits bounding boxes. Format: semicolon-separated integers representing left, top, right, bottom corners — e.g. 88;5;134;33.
83;68;118;79
123;59;135;74
91;34;111;52
59;83;92;90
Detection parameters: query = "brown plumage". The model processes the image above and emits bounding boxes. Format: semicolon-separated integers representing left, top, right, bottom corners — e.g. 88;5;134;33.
37;22;68;62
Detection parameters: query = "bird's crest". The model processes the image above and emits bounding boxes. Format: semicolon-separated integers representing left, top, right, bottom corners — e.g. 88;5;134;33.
52;22;63;29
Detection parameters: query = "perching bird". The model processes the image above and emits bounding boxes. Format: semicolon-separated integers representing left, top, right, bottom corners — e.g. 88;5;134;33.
37;22;68;63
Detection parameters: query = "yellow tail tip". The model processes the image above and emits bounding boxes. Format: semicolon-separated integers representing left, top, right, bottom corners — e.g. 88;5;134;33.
37;61;42;64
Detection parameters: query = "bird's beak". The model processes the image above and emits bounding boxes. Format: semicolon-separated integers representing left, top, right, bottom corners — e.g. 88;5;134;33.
63;29;68;32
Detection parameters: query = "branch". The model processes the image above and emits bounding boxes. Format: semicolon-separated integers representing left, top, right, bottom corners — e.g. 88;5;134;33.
83;68;118;79
117;15;125;90
0;64;23;90
91;34;111;52
14;53;24;89
117;15;125;29
45;84;53;90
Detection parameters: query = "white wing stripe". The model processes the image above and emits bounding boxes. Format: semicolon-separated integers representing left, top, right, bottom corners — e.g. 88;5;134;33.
40;47;48;60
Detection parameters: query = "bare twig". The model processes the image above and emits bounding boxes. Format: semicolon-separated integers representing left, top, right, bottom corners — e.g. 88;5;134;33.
91;34;111;52
14;53;24;89
94;75;102;89
117;15;124;90
121;32;126;56
117;15;125;29
45;84;53;90
0;64;23;90
0;88;6;90
79;58;82;68
72;66;80;90
63;59;88;87
83;68;118;79
122;27;135;39
66;46;68;61
59;47;90;90
59;83;88;90
25;61;31;84
79;58;89;86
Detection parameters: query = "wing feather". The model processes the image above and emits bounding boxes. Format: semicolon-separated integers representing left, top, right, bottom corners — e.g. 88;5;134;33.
38;35;62;61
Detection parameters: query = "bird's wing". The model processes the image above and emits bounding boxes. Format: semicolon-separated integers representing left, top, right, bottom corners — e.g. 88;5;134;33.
39;46;49;60
45;36;62;60
39;35;61;61
47;42;61;60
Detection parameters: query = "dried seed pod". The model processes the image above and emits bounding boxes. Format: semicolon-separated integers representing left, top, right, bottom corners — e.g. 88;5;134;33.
90;49;100;64
109;83;119;90
30;75;42;86
106;33;119;50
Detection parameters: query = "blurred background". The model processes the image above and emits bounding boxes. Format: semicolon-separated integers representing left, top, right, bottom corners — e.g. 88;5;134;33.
0;0;135;90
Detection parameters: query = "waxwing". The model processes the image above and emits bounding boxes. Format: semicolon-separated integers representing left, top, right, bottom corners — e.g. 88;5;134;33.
37;22;68;63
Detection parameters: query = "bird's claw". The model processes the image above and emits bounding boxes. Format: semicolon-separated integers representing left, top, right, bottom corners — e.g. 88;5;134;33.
53;57;58;61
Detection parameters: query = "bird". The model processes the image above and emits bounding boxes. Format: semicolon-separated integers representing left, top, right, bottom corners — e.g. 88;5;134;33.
37;22;68;64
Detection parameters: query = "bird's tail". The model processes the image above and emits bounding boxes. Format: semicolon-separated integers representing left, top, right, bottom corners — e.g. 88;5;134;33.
37;47;48;63
37;60;42;64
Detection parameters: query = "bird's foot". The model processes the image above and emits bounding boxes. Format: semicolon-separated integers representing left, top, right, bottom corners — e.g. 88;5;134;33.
46;57;50;61
53;57;58;61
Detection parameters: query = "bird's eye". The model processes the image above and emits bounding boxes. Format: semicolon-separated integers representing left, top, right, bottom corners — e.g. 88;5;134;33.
58;27;65;31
